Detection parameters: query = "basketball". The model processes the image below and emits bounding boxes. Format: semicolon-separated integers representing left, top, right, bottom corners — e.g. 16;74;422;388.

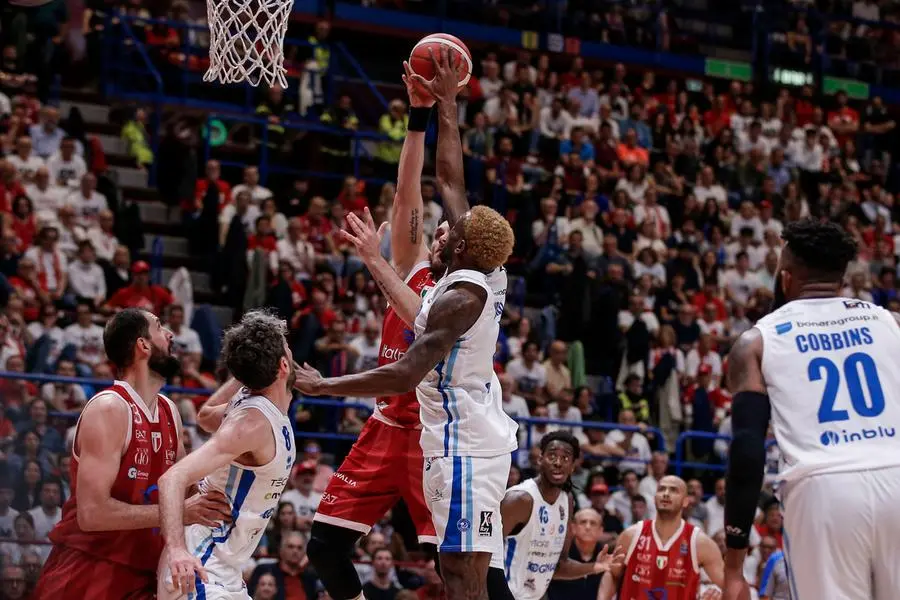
409;33;472;87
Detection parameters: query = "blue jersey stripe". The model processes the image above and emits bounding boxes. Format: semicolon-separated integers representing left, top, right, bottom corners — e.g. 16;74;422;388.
440;457;464;551
465;457;474;551
435;359;452;457
504;538;517;581
758;550;783;595
445;343;462;455
195;467;257;597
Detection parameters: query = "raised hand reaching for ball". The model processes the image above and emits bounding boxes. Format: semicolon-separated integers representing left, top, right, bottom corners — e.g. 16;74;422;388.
406;44;466;105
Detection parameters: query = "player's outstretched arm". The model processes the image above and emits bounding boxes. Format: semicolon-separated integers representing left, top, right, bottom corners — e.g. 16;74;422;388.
159;409;269;595
295;282;487;397
392;66;432;279
556;497;624;580
409;46;469;226
196;377;242;433
698;531;725;588
343;207;422;326
722;328;769;600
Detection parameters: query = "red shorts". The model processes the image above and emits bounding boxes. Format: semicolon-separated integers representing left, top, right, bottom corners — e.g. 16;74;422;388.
314;417;437;543
34;545;156;600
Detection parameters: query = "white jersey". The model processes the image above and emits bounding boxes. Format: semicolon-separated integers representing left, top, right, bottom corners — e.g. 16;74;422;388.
489;479;569;600
415;267;518;458
756;297;900;483
188;390;293;580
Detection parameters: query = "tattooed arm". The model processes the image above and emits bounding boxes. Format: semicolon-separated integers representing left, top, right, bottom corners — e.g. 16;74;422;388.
294;282;487;397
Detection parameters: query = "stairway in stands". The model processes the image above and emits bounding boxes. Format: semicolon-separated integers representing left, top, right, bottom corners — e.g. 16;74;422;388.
59;92;233;326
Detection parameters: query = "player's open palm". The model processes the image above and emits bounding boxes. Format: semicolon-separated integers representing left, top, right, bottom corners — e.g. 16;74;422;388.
184;490;232;527
407;45;462;104
593;544;626;573
295;362;324;395
402;61;434;108
342;207;387;264
165;546;207;596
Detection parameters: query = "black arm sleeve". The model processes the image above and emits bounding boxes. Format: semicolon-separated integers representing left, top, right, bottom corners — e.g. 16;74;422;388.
487;567;517;600
724;390;771;549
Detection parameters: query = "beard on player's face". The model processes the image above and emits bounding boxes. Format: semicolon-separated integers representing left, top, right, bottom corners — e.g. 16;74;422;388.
285;359;297;392
148;340;180;380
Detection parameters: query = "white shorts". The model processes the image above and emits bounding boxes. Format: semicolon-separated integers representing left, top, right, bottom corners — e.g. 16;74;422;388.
422;454;510;554
779;466;900;600
157;525;250;600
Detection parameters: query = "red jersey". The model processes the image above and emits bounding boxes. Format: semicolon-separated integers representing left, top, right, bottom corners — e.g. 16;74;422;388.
107;284;175;315
372;262;433;428
619;519;701;600
50;382;180;573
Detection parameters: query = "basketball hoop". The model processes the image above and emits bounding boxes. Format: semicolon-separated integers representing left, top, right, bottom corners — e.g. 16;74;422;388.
204;0;295;88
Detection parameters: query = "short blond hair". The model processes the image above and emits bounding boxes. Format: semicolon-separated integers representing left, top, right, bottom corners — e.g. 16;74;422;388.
463;205;514;271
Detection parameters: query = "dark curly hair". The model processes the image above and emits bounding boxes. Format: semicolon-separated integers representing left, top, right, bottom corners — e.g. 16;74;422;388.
539;430;581;460
221;310;288;391
782;218;858;280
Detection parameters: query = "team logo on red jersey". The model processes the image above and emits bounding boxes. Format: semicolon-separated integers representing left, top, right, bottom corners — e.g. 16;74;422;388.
152;432;162;452
165;450;176;464
656;556;668;569
135;430;147;441
134;448;150;466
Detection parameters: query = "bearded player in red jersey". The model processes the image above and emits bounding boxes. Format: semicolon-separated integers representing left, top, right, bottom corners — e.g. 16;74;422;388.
34;308;231;600
598;476;725;600
306;48;473;600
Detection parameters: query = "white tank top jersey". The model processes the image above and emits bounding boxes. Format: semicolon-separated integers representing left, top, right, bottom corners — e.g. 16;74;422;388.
192;389;294;567
755;298;900;483
415;267;518;458
489;479;569;600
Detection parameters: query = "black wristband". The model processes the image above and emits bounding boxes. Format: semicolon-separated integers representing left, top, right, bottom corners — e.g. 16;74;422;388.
408;106;433;132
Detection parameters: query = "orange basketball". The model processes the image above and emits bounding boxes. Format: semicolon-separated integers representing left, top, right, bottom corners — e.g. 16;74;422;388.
409;33;472;87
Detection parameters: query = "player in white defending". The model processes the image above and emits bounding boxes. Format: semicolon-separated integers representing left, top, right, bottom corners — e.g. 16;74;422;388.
486;431;622;600
157;311;297;600
723;218;900;600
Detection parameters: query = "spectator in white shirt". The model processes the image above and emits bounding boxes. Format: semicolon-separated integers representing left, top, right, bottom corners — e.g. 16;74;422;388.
694;166;728;211
639;452;670;498
46;137;87;187
606;469;655;527
726;228;765;270
502;50;537;84
66;173;109;228
230;166;273;206
219;190;261;245
729;99;755;134
685;334;724;387
498;372;530;445
28;107;65;159
723;251;763;306
736;121;772;157
281;461;322;527
63;301;106;368
55;205;87;260
538;97;573;154
166;304;203;362
547;388;585;444
27;479;62;541
23;226;67;300
24;166;65;224
605;409;652;476
67;240;106;307
505;341;547;407
85;209;119;263
7;136;44;182
275;218;316;280
787;128;824;172
730;201;765;242
479;59;503;101
568;198;604;258
483;87;519;128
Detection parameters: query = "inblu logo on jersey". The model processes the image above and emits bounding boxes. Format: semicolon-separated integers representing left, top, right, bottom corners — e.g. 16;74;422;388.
775;322;793;335
820;426;896;447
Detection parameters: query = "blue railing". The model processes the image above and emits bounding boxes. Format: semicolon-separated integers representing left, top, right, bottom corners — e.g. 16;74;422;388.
203;112;396;185
674;431;778;476
0;370;755;479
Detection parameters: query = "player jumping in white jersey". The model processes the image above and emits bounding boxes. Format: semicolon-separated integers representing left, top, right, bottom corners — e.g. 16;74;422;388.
486;431;622;600
295;202;517;600
723;218;900;600
157;311;297;600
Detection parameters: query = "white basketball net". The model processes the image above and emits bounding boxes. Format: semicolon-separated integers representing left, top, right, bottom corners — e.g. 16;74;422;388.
204;0;295;88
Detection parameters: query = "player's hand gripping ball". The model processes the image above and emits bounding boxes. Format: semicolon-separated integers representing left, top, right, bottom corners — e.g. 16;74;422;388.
408;33;472;87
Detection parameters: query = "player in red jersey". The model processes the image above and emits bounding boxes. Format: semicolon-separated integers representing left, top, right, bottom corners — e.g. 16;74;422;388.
33;308;230;600
307;49;475;600
598;476;724;600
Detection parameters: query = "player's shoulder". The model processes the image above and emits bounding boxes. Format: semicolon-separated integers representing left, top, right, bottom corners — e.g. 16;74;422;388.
85;389;131;415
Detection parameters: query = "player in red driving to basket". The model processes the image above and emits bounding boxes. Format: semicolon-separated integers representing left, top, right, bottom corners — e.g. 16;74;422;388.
33;309;230;600
597;476;725;600
306;48;473;600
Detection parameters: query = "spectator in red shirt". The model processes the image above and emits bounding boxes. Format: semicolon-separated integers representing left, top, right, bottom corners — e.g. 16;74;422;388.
189;159;232;213
10;195;36;250
298;196;335;257
692;279;728;322
8;258;49;322
0;160;26;213
827;91;860;148
101;260;174;315
336;175;368;215
754;500;784;549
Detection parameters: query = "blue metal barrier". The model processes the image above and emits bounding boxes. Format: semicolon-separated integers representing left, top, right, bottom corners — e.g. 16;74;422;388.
674;431;778;476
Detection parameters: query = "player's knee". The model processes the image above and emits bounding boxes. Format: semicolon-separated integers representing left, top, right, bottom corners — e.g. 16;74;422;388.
307;522;360;566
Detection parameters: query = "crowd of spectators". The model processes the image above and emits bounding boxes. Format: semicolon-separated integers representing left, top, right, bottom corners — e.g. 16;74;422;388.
3;0;900;598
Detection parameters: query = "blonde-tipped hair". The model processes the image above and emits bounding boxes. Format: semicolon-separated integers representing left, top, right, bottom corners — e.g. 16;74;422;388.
463;205;515;271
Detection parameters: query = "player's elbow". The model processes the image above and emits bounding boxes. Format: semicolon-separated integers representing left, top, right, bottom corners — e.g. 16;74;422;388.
196;408;222;433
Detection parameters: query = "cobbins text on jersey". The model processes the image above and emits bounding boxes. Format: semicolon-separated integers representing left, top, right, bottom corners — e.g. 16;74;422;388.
795;327;874;353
